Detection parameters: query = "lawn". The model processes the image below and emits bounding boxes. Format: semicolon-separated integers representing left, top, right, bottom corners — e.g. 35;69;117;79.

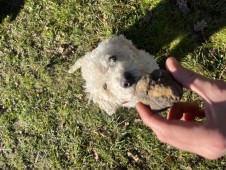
0;0;226;169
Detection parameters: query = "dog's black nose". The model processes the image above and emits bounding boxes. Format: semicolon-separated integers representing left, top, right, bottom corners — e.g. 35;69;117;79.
122;72;136;88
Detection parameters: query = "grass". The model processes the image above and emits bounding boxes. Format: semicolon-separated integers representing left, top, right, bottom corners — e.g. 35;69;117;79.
0;0;226;169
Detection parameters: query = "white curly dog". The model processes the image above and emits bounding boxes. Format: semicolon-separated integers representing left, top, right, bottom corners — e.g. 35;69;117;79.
68;35;159;115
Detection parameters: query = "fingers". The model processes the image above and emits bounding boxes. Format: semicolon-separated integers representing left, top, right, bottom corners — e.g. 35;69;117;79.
135;103;166;131
165;57;213;103
168;102;205;121
136;102;207;157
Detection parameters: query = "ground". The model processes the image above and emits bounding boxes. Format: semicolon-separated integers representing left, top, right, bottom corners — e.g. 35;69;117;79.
0;0;226;169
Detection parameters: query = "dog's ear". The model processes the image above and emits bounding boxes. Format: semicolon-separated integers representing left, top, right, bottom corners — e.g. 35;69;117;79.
117;35;140;57
94;99;118;115
68;57;85;73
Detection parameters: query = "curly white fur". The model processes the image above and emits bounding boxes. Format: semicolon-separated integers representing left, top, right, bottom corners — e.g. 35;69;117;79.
68;35;159;115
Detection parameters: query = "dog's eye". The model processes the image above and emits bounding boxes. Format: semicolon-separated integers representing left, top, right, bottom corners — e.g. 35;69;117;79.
108;55;117;63
103;83;107;90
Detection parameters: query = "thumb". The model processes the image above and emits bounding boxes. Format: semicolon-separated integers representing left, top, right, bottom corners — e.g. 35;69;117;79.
136;102;168;131
166;57;213;102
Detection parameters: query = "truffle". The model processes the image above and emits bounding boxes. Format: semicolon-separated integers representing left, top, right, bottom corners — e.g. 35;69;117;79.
135;69;183;112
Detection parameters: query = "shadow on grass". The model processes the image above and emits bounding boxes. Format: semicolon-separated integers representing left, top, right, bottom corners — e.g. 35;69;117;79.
0;0;25;23
119;0;226;68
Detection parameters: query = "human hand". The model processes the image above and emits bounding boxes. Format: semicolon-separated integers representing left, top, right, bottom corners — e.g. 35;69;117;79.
136;57;226;159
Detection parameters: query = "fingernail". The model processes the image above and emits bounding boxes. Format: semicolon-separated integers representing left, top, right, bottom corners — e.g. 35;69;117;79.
166;57;180;72
171;57;180;66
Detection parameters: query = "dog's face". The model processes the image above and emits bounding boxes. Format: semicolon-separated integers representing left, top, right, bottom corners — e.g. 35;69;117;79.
69;36;159;115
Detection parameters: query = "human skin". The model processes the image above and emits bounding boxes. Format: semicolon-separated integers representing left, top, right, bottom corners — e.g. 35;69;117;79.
136;57;226;160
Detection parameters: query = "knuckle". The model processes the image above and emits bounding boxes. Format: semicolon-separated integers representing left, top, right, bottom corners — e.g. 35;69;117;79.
212;136;226;151
203;154;220;160
204;136;226;159
156;134;166;143
156;130;170;143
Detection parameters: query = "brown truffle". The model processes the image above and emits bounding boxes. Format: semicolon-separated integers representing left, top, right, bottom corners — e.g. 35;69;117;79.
135;69;183;112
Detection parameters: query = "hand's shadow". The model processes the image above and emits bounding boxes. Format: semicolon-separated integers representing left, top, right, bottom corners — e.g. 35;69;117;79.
0;0;25;23
118;0;226;67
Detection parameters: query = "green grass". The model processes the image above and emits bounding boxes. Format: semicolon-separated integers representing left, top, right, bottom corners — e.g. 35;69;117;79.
0;0;226;169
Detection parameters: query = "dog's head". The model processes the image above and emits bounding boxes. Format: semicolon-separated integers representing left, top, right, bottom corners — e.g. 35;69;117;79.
69;35;159;115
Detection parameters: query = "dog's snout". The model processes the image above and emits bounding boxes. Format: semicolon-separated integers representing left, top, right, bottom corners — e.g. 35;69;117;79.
122;72;136;88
